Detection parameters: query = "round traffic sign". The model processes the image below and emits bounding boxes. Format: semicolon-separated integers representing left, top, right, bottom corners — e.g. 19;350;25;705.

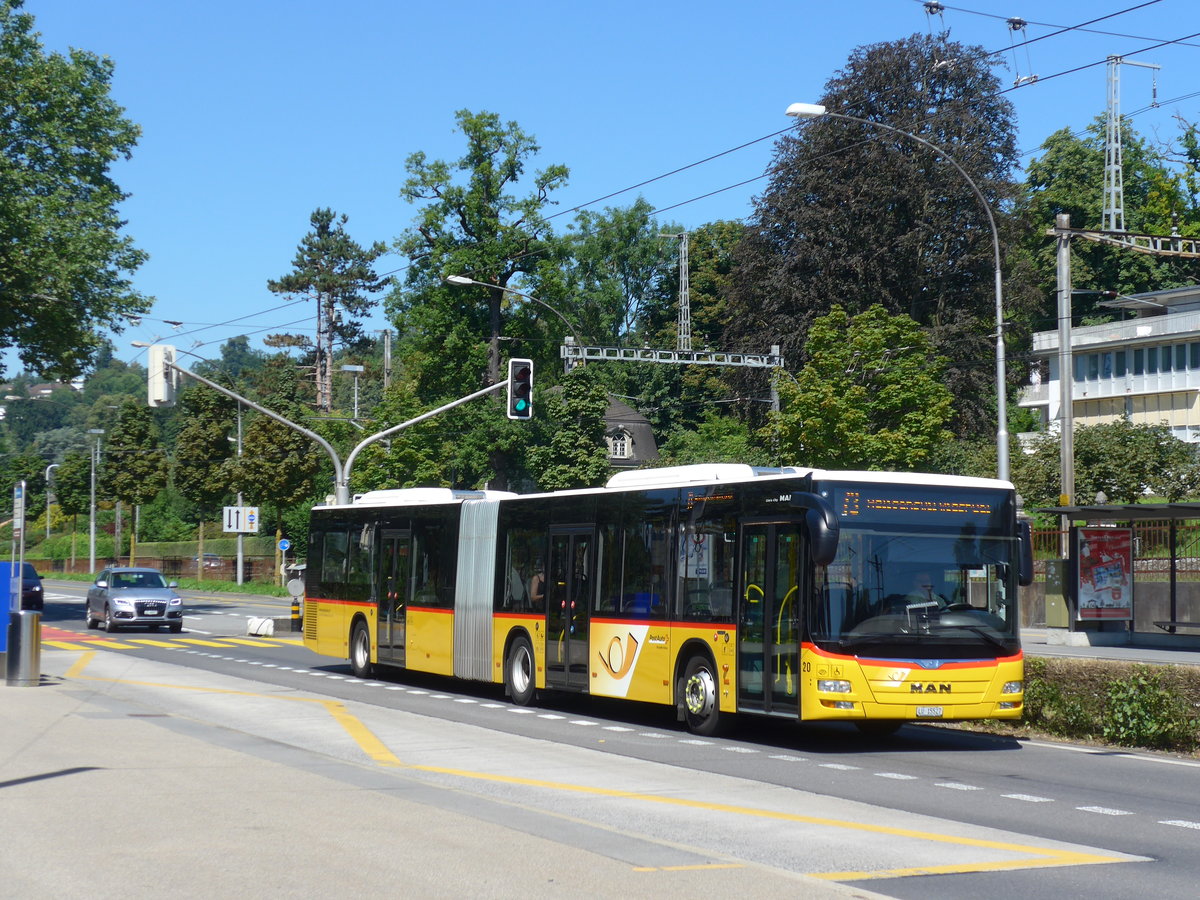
279;538;291;551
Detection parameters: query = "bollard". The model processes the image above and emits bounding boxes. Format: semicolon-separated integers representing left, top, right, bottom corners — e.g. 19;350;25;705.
291;597;301;632
6;610;41;687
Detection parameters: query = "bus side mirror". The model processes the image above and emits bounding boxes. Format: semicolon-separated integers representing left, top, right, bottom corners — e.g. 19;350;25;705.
1017;520;1034;586
791;492;840;567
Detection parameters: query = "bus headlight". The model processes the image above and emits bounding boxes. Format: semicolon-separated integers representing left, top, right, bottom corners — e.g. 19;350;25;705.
1002;680;1023;694
818;679;852;693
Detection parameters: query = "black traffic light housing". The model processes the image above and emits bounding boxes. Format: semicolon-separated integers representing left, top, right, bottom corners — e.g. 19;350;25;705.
507;358;534;420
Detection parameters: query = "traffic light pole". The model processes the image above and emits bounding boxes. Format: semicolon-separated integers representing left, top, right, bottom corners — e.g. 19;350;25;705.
162;360;352;504
152;347;512;506
342;381;505;487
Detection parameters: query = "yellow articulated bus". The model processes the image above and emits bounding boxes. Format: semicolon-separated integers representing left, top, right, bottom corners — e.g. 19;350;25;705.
302;464;1031;736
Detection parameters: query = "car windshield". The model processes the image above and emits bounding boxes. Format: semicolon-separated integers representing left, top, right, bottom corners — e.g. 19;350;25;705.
21;563;38;578
111;572;167;589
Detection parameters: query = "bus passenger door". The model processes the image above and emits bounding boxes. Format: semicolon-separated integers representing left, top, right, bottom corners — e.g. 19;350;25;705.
545;528;593;690
737;520;803;715
378;530;411;665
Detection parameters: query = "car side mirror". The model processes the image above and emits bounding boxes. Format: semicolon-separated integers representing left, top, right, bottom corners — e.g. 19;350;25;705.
168;581;179;588
96;579;108;589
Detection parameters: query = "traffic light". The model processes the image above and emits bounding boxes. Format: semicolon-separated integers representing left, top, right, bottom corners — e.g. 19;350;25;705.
507;357;534;420
148;344;178;408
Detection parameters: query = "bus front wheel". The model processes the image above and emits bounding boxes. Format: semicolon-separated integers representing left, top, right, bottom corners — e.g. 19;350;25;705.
682;655;723;736
506;636;536;706
349;620;373;679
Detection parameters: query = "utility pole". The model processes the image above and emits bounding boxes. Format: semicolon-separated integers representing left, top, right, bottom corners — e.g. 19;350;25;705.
1055;214;1074;552
661;232;692;352
1102;55;1160;233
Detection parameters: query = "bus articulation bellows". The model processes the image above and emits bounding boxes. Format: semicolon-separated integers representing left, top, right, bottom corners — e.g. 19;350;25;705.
302;464;1031;736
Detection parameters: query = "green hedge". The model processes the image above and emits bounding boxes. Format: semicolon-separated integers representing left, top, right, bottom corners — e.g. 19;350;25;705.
987;657;1200;753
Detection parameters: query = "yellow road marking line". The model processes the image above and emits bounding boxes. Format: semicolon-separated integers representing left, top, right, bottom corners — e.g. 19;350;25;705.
60;654;1131;879
218;638;278;647
65;651;96;679
123;639;187;647
174;638;238;647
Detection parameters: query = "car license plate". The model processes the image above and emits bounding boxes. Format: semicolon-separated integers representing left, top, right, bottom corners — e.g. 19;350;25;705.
916;706;944;718
143;607;162;616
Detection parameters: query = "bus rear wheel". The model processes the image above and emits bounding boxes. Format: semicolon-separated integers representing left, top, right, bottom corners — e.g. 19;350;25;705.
682;655;723;736
349;620;373;679
506;636;536;706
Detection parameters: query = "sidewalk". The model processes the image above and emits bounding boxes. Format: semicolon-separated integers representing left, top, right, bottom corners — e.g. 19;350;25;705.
1;653;889;899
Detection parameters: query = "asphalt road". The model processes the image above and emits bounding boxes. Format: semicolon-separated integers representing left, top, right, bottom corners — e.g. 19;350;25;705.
22;579;1200;897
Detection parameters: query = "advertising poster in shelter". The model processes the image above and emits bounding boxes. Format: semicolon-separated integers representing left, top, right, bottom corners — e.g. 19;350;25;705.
1076;527;1133;621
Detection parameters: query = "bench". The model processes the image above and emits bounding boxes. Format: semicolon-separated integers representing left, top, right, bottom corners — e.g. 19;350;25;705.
1154;621;1200;633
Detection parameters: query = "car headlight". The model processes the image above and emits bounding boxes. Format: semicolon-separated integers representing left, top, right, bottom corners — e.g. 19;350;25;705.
170;597;182;606
1002;680;1023;694
114;598;135;609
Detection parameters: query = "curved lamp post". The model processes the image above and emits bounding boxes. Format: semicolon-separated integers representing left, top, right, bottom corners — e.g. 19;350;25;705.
785;102;1010;482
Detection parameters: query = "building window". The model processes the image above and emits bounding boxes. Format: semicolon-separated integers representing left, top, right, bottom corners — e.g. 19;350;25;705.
1134;348;1145;375
1115;350;1127;376
1162;345;1173;372
607;430;631;459
1147;347;1159;374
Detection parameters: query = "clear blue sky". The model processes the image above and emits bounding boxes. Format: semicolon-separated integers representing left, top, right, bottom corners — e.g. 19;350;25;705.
22;0;1200;371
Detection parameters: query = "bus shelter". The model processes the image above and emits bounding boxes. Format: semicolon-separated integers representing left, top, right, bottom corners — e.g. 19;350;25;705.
1039;502;1200;637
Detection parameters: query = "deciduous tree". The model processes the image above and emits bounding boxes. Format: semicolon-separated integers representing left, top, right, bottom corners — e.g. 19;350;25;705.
769;305;954;470
727;32;1039;439
0;1;148;379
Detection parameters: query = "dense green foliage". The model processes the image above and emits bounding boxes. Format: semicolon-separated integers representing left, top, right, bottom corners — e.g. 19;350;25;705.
770;305;955;470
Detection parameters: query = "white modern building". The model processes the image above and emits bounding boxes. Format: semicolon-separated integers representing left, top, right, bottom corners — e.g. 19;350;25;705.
1019;285;1200;443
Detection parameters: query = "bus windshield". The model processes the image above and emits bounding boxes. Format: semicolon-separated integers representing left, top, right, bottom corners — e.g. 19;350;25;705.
808;482;1020;658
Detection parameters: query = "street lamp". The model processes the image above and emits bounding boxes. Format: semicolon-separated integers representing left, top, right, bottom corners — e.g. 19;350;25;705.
88;428;104;573
44;463;59;541
341;364;364;419
445;275;585;365
785;102;1010;482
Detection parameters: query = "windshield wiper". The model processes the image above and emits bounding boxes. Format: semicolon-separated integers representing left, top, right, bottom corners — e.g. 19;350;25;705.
931;623;1010;650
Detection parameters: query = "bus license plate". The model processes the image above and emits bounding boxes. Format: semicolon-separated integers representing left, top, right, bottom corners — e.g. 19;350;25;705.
916;706;943;718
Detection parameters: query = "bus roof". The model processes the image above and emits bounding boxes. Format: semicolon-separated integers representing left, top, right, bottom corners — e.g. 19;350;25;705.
322;467;1013;511
332;488;517;508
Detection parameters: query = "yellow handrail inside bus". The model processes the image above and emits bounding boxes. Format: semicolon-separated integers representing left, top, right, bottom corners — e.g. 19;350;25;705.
775;584;798;694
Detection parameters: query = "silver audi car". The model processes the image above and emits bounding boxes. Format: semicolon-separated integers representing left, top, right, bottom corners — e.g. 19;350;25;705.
85;567;184;633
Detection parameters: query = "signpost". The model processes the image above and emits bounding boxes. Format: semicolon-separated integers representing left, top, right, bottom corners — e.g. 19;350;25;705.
223;506;260;534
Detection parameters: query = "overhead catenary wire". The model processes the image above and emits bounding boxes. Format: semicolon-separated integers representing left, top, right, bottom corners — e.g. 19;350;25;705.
132;5;1197;356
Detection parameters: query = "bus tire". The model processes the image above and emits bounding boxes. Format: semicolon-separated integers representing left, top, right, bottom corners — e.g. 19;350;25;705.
349;620;373;679
681;655;723;736
506;636;536;707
